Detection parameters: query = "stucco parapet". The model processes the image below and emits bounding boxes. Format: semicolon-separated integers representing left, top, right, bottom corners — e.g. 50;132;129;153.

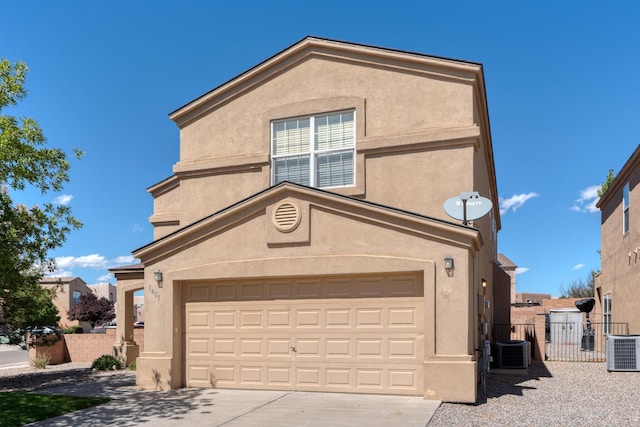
172;152;269;177
147;174;179;197
149;213;180;226
358;125;480;155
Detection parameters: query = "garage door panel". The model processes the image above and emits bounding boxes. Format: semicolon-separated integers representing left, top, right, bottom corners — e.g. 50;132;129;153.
242;366;266;384
266;338;291;357
239;310;262;328
187;338;210;356
325;338;351;357
267;367;293;385
355;308;384;328
296;280;323;298
184;274;424;395
214;284;236;301
295;309;321;327
197;362;424;393
188;284;210;301
212;310;236;328
295;338;321;357
240;282;262;300
325;309;351;328
267;310;291;327
389;369;419;390
212;338;235;356
326;278;352;298
267;281;292;299
239;338;262;356
388;307;419;327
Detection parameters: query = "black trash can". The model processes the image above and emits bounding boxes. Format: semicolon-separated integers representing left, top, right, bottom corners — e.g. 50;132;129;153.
581;329;594;351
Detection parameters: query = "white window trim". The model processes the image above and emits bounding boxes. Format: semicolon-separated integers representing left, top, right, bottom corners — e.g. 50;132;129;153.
271;110;356;189
623;182;630;235
603;293;612;335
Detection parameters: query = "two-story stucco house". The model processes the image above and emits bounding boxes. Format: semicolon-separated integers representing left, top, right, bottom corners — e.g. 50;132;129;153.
111;37;505;403
39;276;93;331
595;144;640;335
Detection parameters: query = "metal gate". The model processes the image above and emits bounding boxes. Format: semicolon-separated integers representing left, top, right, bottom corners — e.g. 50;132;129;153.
546;322;629;362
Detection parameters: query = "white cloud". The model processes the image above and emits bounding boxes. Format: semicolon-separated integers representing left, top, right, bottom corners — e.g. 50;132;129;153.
112;255;136;265
571;185;600;213
499;193;540;215
515;267;529;275
55;254;108;270
96;273;114;282
132;224;144;233
45;269;73;278
48;254;140;277
53;194;73;205
573;263;585;270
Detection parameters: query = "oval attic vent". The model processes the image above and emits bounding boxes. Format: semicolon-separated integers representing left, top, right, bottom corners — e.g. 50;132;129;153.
272;201;301;232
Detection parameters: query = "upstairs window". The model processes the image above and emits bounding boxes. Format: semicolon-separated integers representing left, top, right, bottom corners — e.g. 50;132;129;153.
623;182;630;234
271;110;355;188
72;291;81;306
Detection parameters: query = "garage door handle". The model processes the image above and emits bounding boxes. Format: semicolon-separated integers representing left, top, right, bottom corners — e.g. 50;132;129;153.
290;346;297;352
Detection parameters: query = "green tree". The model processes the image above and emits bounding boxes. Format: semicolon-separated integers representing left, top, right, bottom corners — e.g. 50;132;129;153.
559;270;596;298
597;169;615;198
67;293;115;328
0;58;82;336
11;286;60;328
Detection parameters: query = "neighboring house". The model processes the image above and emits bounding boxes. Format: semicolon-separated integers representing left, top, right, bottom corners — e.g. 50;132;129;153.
111;37;507;403
497;253;517;304
88;282;117;303
39;277;93;331
595;144;640;335
515;292;551;305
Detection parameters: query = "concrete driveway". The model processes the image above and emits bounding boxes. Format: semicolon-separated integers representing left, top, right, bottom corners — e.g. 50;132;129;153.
27;370;440;426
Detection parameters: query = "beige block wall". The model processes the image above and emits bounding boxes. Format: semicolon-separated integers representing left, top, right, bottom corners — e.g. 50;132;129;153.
63;330;144;363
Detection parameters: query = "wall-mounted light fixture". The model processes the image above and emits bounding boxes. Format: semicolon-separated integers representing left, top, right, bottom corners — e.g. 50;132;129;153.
154;270;163;287
444;257;454;271
482;278;487;289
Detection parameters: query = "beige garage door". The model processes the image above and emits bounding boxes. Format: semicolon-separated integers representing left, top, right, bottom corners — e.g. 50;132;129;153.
184;274;424;395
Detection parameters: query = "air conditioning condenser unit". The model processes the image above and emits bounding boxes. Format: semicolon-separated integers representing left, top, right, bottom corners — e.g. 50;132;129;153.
496;340;530;369
606;335;640;372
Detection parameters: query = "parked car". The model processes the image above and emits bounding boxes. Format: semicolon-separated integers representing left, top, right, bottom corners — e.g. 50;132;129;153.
104;321;117;329
133;321;144;329
26;326;59;335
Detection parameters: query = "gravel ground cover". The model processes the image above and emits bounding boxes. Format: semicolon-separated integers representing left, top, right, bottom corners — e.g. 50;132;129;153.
428;361;640;426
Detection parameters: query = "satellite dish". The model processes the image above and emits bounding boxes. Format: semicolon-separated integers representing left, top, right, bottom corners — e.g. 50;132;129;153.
443;192;493;224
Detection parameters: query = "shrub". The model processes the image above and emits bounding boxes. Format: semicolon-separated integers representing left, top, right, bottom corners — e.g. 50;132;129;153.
63;326;84;334
128;360;136;371
91;354;123;371
32;352;50;369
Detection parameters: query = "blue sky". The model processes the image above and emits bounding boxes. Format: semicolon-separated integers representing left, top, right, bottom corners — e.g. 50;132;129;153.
2;1;638;296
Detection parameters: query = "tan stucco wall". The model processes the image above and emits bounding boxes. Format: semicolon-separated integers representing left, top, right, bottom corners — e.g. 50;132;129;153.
136;188;487;402
129;38;500;403
597;146;640;334
151;39;498;244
